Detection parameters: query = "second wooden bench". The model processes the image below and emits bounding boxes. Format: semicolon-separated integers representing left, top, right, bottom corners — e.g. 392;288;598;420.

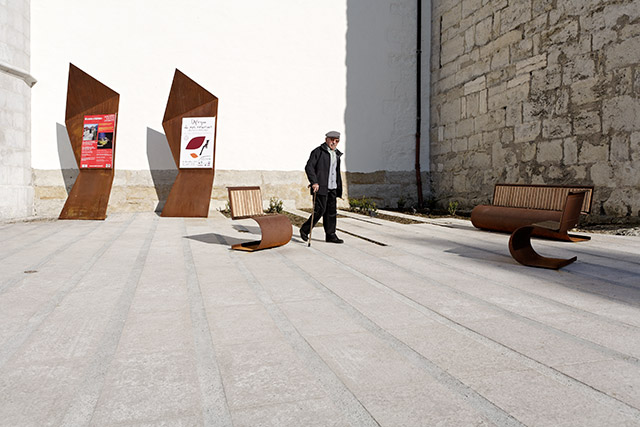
470;183;594;241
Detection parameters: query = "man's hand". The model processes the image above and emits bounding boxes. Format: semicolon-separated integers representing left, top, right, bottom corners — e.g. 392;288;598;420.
312;183;319;193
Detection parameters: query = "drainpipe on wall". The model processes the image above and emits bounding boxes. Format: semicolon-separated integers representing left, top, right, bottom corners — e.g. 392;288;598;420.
415;0;424;207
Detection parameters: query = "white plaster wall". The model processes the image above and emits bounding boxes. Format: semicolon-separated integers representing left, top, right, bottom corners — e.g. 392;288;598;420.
345;0;430;173
31;0;347;172
0;0;33;220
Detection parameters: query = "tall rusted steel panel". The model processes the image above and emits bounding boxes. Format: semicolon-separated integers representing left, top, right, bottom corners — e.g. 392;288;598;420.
161;70;218;217
59;64;119;220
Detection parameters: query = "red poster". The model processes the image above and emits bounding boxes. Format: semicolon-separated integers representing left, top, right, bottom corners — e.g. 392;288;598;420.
80;114;116;168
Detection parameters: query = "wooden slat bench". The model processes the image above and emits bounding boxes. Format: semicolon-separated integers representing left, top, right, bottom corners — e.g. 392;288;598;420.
227;186;292;251
471;183;594;241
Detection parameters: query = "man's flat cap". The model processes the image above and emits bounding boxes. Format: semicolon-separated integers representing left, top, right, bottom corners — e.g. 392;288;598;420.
325;131;341;138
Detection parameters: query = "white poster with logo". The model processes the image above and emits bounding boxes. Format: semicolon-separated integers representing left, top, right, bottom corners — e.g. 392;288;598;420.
179;117;215;168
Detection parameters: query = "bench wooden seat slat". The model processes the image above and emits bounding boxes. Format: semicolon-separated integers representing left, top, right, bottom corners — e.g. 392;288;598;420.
227;186;292;251
493;184;593;213
228;186;263;219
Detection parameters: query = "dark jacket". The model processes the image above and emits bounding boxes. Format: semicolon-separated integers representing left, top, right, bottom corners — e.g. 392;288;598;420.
305;143;343;197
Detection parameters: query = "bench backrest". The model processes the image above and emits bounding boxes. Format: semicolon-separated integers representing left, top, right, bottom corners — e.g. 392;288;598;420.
493;184;593;214
559;191;587;232
227;186;264;219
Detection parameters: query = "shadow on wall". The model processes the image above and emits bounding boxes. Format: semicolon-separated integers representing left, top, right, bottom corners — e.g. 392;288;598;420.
146;127;177;212
344;0;427;208
56;123;78;194
344;0;380;176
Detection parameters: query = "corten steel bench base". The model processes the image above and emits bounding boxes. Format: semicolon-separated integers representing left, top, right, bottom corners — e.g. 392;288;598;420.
471;184;593;241
509;226;577;269
231;214;293;251
508;192;587;269
227;186;292;252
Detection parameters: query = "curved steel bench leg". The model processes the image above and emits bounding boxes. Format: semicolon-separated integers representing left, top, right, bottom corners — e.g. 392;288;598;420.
509;226;577;269
231;214;292;251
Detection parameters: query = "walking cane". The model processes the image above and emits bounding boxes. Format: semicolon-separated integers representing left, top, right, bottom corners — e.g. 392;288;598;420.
308;190;317;247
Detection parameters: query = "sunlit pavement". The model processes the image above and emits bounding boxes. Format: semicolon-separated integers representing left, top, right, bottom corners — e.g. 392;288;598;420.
1;210;639;426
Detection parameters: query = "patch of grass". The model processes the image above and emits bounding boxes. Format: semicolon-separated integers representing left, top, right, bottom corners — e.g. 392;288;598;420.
349;196;378;216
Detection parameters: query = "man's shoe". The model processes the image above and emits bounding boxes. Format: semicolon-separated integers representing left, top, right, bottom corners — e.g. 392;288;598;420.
300;229;308;242
325;234;343;244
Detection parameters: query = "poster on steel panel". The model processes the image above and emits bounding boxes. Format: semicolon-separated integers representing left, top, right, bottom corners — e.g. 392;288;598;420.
179;117;215;168
80;114;116;168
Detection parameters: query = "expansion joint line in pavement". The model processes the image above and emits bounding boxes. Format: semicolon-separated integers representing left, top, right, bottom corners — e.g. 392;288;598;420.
213;233;382;427
307;243;640;423
349;219;640;334
183;222;234;427
344;217;640;303
0;213;139;371
0;219;73;262
348;213;640;286
0;219;104;295
60;215;159;426
348;219;639;336
275;250;525;427
434;223;640;292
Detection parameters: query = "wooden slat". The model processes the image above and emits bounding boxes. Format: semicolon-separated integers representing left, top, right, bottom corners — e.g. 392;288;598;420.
493;184;593;214
227;186;264;219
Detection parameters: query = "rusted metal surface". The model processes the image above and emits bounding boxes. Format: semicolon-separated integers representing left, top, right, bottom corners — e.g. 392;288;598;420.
231;214;293;251
227;187;292;251
509;226;577;269
508;192;587;269
161;69;218;217
471;184;593;241
59;64;119;220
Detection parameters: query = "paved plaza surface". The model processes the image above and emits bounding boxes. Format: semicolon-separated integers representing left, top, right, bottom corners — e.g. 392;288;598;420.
1;210;640;426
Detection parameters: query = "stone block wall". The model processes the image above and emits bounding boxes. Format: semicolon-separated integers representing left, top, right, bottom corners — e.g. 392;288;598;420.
346;171;430;209
32;169;349;218
430;0;640;218
0;0;33;220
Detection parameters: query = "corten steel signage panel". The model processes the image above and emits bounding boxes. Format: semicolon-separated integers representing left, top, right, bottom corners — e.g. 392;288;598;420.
161;69;218;217
59;64;119;220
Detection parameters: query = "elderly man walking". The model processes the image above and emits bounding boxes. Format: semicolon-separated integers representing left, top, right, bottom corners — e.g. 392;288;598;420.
300;131;344;244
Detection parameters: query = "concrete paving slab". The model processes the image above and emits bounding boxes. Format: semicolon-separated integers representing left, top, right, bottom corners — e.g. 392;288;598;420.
1;211;640;426
307;331;434;394
356;380;495;427
206;303;288;346
278;298;368;337
555;358;640;408
216;339;328;410
90;350;202;425
469;368;639;426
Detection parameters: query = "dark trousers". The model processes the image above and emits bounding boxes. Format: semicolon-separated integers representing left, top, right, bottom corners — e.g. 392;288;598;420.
301;189;337;237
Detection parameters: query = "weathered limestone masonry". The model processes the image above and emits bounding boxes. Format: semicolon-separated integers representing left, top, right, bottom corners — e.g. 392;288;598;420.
346;171;430;209
430;0;640;219
32;169;349;218
0;0;33;220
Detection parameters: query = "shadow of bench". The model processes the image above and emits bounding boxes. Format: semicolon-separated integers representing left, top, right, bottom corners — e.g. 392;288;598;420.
227;186;292;251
